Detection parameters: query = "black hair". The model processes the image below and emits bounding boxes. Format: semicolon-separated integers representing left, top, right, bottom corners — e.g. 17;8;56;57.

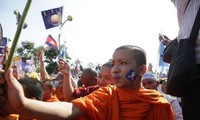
81;68;98;86
102;61;112;68
18;77;43;100
82;68;97;78
42;79;55;89
115;45;147;66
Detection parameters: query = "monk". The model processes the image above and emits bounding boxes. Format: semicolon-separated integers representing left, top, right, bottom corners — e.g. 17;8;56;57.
0;45;174;120
61;67;98;102
97;61;114;87
38;50;76;101
42;80;59;102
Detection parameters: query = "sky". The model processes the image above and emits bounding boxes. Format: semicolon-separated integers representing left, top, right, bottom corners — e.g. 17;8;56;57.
0;0;178;71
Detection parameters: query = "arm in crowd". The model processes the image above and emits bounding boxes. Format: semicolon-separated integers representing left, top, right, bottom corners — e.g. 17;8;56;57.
0;67;84;120
38;50;51;80
58;58;75;102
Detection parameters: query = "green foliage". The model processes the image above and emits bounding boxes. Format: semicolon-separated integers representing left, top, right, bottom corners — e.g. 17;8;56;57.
17;41;35;62
21;41;34;53
16;47;24;56
46;62;58;75
44;48;59;74
16;41;70;75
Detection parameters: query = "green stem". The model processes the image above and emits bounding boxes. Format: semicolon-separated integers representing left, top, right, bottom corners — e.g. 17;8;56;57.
4;0;32;72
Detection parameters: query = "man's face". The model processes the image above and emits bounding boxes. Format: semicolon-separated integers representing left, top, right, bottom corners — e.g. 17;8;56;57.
142;79;157;90
111;49;138;88
97;66;114;87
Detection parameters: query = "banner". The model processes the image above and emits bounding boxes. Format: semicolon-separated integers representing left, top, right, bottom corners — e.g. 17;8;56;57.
41;6;63;29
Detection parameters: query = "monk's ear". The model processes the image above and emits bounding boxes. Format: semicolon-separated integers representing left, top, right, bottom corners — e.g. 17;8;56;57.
138;65;146;76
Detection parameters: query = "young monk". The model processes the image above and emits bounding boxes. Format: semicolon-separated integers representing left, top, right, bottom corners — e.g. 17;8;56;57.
61;61;114;102
42;80;59;102
97;61;114;87
0;45;174;120
62;68;98;102
38;50;76;101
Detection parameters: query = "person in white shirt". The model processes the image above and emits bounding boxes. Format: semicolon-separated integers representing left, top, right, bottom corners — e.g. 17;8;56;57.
142;71;183;120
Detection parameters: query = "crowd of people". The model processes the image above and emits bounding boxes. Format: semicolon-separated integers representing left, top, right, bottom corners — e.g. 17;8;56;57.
0;0;199;120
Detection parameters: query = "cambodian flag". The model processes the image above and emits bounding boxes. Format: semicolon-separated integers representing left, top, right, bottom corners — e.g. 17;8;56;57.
45;34;58;50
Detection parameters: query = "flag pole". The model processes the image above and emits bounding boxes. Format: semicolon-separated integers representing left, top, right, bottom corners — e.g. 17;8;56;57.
58;15;72;51
4;0;32;72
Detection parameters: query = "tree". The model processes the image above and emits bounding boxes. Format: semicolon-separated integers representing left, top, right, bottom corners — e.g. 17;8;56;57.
16;41;71;75
16;41;35;62
44;48;59;74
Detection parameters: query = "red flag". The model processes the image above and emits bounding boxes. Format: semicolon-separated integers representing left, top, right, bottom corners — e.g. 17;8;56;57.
45;34;58;50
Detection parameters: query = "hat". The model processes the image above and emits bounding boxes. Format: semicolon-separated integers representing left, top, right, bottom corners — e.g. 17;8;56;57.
141;72;158;81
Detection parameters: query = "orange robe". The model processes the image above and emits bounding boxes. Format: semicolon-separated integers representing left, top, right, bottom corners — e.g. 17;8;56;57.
43;94;60;102
72;85;174;120
55;85;65;101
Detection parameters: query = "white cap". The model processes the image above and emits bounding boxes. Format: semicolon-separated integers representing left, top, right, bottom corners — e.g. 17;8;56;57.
141;71;158;81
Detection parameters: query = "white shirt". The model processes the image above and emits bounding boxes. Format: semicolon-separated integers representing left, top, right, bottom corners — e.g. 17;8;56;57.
171;0;200;63
157;85;183;120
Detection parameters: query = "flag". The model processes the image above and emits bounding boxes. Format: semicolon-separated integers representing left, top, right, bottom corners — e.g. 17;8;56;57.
157;42;169;74
60;43;71;60
21;55;35;73
45;34;58;50
41;6;63;29
0;23;3;44
13;10;28;29
1;37;7;46
21;61;35;73
0;37;8;54
60;44;66;58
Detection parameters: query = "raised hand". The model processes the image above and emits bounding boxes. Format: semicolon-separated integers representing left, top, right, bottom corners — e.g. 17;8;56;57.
58;58;71;75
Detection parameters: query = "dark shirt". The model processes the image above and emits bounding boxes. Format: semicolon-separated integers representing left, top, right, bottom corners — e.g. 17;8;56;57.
73;85;99;99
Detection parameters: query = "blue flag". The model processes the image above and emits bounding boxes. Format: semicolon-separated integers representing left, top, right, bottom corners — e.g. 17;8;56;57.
158;42;169;74
41;6;63;29
0;23;3;44
14;10;28;29
21;61;35;73
60;44;67;58
0;37;8;54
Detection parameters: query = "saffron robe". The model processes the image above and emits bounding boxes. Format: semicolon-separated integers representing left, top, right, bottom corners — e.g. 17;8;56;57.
72;85;174;120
